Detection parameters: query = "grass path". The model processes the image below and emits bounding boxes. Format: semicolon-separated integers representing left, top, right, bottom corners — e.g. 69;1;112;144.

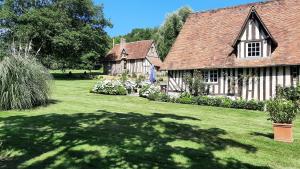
0;79;299;169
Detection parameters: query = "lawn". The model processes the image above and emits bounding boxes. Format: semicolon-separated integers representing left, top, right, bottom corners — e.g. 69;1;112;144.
0;72;299;169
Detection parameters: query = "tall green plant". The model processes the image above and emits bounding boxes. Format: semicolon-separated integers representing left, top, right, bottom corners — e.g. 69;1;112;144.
183;70;206;96
0;43;53;110
155;6;193;60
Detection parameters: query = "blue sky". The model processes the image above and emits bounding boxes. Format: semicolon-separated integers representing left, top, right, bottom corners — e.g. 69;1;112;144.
94;0;264;37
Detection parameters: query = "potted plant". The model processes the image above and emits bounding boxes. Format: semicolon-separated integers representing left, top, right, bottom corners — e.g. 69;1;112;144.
266;99;298;143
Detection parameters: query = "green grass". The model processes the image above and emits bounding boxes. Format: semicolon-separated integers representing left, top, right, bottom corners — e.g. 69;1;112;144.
0;73;299;169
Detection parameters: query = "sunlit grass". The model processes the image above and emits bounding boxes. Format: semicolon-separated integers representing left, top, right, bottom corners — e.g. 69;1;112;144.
0;72;299;169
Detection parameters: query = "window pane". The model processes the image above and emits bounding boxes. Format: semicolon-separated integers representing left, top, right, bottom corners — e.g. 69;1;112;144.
209;70;218;83
209;71;213;79
204;71;208;82
247;42;261;57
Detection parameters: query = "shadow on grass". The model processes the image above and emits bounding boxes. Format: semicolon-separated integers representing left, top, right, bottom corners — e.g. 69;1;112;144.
46;99;62;106
0;110;270;169
250;132;274;140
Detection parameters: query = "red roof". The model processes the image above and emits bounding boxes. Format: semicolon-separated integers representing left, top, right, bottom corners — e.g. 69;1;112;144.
105;40;154;61
161;0;300;70
147;56;163;67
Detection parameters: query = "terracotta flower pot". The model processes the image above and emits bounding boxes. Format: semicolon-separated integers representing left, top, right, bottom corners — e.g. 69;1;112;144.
273;123;293;143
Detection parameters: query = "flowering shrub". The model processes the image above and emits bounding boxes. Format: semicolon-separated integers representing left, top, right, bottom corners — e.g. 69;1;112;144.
92;80;127;95
123;80;138;94
139;84;160;98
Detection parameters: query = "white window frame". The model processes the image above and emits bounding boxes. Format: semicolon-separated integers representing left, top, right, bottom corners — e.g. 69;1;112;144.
247;42;261;57
203;70;218;84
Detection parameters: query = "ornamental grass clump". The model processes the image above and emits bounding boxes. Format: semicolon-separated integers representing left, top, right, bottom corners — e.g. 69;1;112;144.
0;43;53;110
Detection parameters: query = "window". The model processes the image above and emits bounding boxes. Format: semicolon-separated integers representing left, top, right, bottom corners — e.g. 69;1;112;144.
292;66;298;79
247;42;261;57
203;70;218;83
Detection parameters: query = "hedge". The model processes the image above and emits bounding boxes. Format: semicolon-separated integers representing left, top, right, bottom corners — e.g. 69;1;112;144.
145;92;265;111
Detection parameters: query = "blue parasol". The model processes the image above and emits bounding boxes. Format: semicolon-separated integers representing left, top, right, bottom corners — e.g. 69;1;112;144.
149;65;156;83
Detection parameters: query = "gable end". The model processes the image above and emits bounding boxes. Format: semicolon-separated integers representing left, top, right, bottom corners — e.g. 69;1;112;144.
232;6;277;48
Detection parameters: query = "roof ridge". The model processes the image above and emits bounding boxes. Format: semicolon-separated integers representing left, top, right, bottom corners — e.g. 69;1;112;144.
192;0;280;15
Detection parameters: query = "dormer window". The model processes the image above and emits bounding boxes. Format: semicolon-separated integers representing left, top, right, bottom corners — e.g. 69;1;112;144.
233;7;277;59
247;42;261;57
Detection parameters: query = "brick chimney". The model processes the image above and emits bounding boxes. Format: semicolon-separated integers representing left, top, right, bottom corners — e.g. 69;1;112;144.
120;38;126;50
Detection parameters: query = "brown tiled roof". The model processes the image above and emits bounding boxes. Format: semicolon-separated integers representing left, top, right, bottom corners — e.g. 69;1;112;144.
147;57;163;67
104;40;154;61
161;0;300;70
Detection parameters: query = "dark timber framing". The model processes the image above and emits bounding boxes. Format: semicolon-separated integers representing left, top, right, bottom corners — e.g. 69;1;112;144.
167;66;298;101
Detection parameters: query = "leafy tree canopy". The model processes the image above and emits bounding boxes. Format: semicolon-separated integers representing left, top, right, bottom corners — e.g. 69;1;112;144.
113;28;158;45
0;0;112;69
155;6;193;61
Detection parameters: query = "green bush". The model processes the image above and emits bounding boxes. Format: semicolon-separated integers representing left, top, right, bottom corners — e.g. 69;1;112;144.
141;87;265;111
231;99;247;109
148;92;160;101
159;93;171;102
176;97;194;104
179;92;192;98
0;44;53;110
244;99;265;111
206;97;222;107
266;99;298;124
276;85;300;101
190;96;264;111
148;92;171;102
220;97;233;108
176;92;194;104
116;86;127;95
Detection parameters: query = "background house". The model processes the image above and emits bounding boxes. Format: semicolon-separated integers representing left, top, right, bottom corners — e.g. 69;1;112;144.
161;0;300;101
102;39;162;75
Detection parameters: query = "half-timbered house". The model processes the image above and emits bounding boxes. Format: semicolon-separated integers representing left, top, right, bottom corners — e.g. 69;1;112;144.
102;39;162;75
161;0;300;101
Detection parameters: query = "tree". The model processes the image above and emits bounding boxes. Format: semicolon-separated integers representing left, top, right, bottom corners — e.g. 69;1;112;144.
155;6;193;61
0;0;112;69
113;28;158;44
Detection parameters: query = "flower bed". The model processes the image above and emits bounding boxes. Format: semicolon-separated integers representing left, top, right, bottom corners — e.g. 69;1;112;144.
92;80;127;95
139;84;160;98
